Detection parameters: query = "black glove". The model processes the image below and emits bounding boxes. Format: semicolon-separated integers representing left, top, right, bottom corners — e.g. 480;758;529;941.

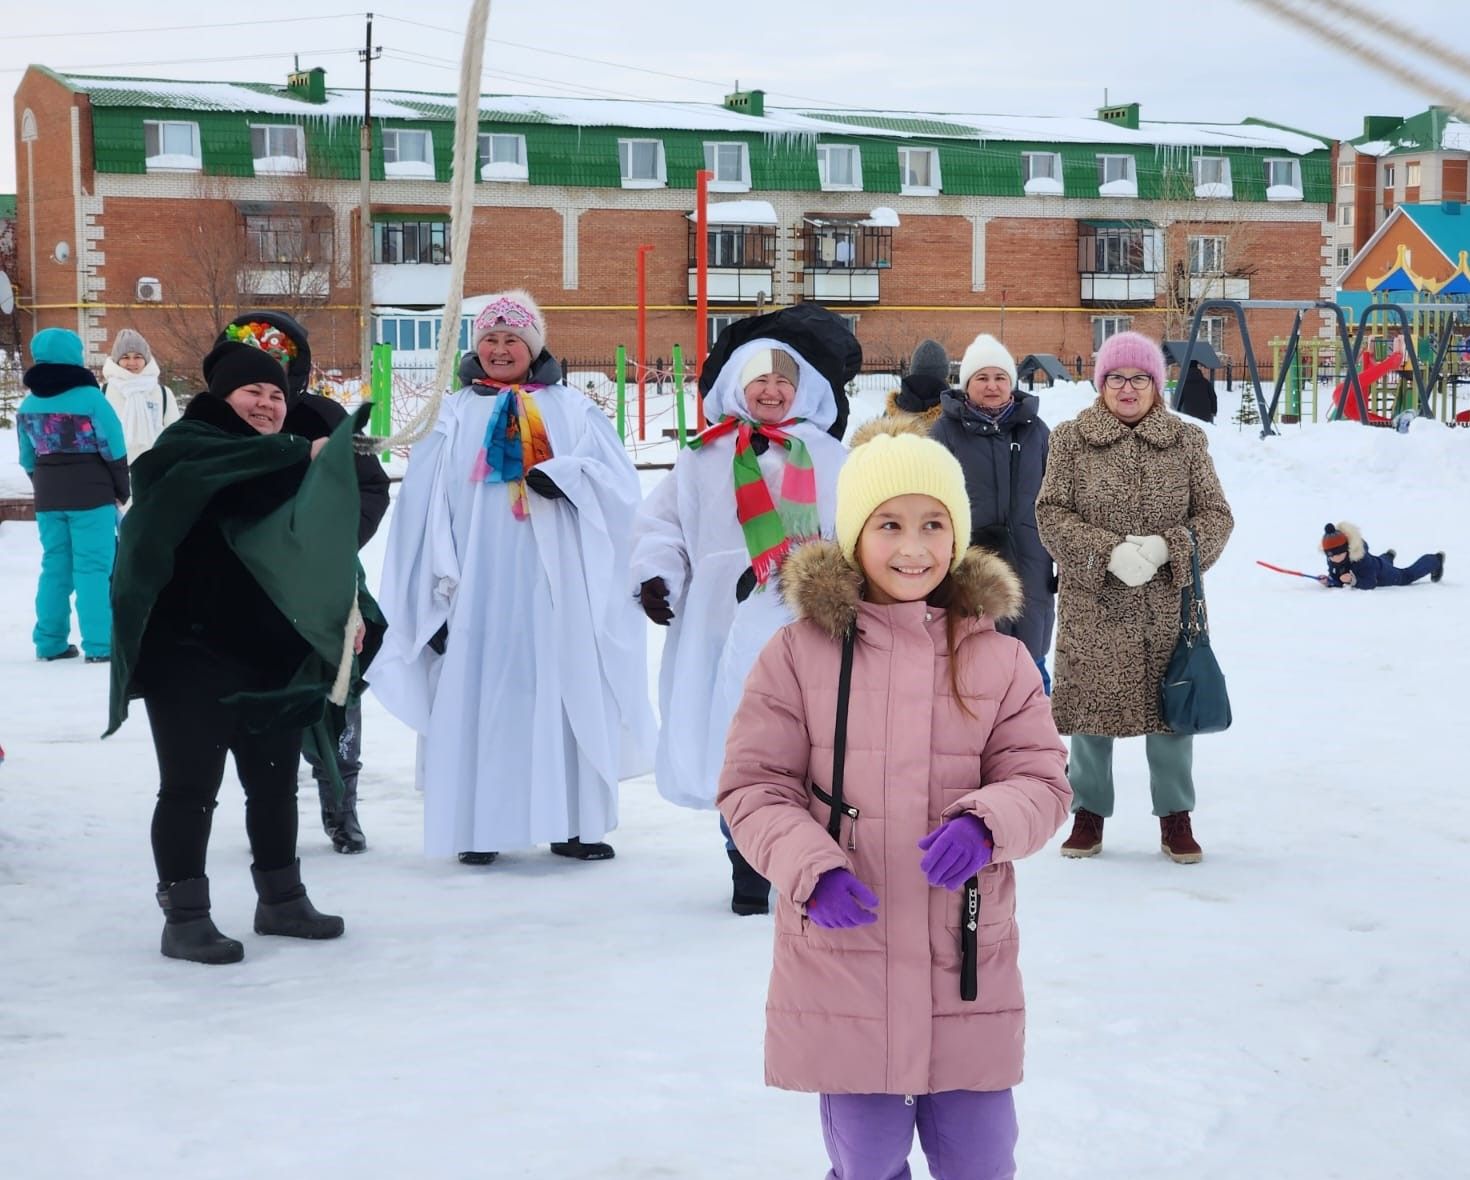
524;468;565;500
735;566;758;604
638;577;675;625
428;622;449;655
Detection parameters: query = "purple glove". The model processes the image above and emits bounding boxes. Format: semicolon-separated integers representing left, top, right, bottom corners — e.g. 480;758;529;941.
918;814;993;891
804;868;879;929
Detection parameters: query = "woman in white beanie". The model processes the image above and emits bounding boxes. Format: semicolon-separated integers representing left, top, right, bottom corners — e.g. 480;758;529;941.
931;333;1056;690
103;329;180;462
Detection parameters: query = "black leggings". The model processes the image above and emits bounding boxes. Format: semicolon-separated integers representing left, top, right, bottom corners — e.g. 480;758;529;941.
144;652;302;883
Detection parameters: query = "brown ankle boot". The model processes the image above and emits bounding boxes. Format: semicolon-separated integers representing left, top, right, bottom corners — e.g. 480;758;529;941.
1061;809;1104;858
1160;812;1202;864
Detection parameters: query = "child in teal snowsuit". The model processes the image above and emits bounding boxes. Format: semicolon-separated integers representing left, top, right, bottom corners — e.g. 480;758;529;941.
18;328;130;661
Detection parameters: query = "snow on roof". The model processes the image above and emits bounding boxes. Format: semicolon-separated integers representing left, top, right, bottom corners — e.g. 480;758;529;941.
1355;140;1392;157
686;200;779;225
55;71;1330;154
1443;121;1470;152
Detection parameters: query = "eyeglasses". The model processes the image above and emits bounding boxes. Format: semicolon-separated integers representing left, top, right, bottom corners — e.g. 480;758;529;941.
1103;373;1154;391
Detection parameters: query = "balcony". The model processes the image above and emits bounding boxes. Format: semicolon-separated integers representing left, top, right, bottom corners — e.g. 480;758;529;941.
1188;275;1251;301
801;217;893;305
237;265;331;299
1080;273;1158;306
804;270;881;303
687;220;776;305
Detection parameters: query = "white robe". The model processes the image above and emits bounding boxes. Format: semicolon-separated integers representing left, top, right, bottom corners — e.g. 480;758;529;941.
372;382;655;855
630;338;847;810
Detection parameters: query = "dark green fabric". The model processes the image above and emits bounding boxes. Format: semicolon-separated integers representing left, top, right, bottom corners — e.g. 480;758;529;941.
108;405;381;738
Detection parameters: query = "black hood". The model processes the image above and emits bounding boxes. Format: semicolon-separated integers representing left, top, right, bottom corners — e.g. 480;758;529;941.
458;348;564;388
894;372;948;413
218;311;312;399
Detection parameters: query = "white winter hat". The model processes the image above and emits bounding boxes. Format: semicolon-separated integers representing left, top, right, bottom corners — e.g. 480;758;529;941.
957;333;1016;390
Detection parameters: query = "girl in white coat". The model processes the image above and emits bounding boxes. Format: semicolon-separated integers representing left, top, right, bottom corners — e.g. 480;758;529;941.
103;329;180;463
631;336;848;915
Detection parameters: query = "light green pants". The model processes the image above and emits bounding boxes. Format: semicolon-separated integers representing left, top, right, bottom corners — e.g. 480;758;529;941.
1067;733;1195;818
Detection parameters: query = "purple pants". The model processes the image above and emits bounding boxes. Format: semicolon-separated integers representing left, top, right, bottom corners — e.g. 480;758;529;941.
819;1089;1017;1180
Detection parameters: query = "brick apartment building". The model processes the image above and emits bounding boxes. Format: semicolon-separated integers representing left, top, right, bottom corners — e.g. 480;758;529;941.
12;64;1335;383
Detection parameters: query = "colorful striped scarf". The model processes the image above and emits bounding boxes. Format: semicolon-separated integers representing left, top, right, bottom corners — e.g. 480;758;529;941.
471;384;554;520
689;416;819;586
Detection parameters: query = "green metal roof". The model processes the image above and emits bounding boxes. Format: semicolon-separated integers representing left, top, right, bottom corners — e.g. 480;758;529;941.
1350;106;1469;155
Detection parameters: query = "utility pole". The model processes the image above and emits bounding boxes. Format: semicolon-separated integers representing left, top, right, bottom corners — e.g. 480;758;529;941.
359;12;381;387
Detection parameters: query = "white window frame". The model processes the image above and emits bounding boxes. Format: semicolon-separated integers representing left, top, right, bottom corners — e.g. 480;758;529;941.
703;142;751;192
383;129;435;178
1092;315;1134;353
1188;235;1227;275
1405;161;1422;187
1199;316;1226;352
1338;203;1355;227
1192;156;1233;198
898;147;940;195
1023;151;1064;195
1337;245;1353;268
619;138;667;188
478;133;528;182
1264;157;1302;199
707;312;749;350
817;144;863;192
143;120;202;171
1096;154;1138;195
1337;162;1355;186
840;314;861;335
249;124;305;174
1383;163;1396;188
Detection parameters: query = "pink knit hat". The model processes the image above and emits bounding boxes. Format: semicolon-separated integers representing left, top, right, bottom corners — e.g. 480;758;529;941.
473;288;546;359
1094;331;1166;395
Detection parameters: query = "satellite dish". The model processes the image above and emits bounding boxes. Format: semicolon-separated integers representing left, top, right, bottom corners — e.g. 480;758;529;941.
0;272;13;316
53;241;71;263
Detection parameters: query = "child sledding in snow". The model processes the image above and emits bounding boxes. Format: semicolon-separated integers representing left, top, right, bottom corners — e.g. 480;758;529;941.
1319;522;1444;589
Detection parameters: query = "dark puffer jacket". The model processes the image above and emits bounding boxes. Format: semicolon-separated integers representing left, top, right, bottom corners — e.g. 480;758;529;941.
930;391;1054;661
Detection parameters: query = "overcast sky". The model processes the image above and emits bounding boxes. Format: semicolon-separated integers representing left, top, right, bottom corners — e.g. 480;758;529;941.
2;0;1467;195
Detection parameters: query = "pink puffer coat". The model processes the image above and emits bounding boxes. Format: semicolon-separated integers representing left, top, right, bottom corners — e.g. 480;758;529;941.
717;542;1070;1095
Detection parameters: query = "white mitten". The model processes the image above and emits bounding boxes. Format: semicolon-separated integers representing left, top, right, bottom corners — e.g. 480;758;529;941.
1126;534;1169;570
1107;541;1157;588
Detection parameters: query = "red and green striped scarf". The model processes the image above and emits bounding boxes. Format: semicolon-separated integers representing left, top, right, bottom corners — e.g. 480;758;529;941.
689;416;819;586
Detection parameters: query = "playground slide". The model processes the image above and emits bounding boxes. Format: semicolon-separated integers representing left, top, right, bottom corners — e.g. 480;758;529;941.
1329;350;1402;424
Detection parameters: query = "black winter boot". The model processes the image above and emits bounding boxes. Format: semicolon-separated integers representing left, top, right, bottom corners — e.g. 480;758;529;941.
251;859;345;939
156;878;244;965
1433;552;1446;583
318;776;367;854
728;847;771;916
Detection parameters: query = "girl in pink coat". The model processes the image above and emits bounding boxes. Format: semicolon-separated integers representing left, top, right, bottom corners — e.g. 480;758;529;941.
718;417;1071;1179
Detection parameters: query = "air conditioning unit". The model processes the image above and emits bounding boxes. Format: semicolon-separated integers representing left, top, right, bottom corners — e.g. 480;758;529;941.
136;276;163;303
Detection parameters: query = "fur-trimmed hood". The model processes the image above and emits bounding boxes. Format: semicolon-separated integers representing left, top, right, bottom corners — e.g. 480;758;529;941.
1332;520;1367;562
848;412;935;448
884;389;944;427
780;539;1024;639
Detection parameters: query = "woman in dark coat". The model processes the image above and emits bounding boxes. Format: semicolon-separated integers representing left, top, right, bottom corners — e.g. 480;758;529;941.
1176;361;1218;424
108;341;377;964
930;333;1055;688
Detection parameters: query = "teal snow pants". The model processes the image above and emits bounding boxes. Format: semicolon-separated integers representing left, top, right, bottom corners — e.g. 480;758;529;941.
34;506;116;660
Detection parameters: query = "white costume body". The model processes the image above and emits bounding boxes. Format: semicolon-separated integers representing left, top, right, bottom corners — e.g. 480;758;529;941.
630;340;848;810
372;380;655;854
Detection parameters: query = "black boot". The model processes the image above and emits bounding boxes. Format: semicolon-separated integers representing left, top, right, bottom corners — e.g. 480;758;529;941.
728;848;771;916
318;776;367;854
251;859;345;939
156;877;244;965
550;837;615;861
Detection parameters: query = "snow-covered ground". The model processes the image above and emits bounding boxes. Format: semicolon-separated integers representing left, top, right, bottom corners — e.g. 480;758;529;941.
2;392;1469;1178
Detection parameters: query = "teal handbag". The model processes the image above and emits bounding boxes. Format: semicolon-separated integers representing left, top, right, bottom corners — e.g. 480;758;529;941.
1160;531;1232;735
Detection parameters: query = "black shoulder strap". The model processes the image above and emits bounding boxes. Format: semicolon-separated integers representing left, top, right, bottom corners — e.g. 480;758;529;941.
826;625;857;842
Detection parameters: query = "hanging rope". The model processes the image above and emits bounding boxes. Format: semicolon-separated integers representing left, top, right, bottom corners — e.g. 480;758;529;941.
361;0;492;454
1241;0;1470;120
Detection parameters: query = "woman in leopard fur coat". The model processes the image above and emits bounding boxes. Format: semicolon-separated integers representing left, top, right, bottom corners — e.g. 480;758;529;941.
1036;332;1232;864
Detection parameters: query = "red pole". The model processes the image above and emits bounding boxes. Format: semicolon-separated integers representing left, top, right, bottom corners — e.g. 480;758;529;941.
695;169;712;429
636;244;653;440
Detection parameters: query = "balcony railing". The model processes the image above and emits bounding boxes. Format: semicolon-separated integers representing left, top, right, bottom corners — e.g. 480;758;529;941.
1080;273;1158;306
688;268;773;303
1188;275;1251;301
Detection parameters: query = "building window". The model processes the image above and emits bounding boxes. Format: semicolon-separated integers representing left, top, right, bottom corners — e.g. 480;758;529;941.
840;314;860;335
1192;156;1232;197
1198;316;1226;352
707;313;749;350
1337;162;1355;186
804;221;893;268
1338;203;1355;227
377;314;474;353
477;133;528;181
817;145;862;191
898;147;940;194
143;120;201;170
696;224;775;269
250;125;305;174
1097;154;1137;194
1405;161;1421;187
383;129;434;178
1023;152;1064;194
619;138;667;187
1079;225;1162;274
1383;163;1396;188
1337;246;1352;267
1264;157;1302;198
703;142;751;191
1188;235;1226;274
373;220;450;265
243;213;333;265
1092;315;1134;352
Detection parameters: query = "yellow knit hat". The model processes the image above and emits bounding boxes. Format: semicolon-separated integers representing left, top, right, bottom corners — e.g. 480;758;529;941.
835;420;972;571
